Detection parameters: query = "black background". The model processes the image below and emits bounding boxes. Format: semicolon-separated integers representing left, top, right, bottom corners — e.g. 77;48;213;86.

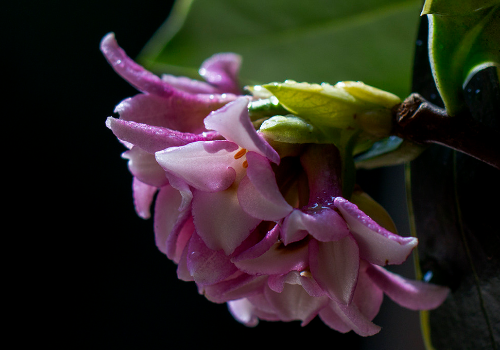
11;1;424;348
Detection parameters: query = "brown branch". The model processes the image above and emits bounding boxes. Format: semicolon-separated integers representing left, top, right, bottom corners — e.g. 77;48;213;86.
393;93;500;170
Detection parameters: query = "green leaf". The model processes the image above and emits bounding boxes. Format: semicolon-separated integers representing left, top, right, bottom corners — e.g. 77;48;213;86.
137;0;422;99
422;0;500;14
425;2;500;115
408;15;500;350
263;80;399;134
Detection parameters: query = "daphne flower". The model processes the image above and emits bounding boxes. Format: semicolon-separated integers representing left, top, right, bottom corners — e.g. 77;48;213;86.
101;33;241;218
102;34;449;336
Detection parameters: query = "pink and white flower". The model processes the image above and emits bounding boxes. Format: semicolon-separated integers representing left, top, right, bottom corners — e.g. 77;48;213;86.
102;34;449;336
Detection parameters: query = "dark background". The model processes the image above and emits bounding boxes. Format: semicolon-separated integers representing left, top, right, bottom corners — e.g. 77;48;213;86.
12;1;423;348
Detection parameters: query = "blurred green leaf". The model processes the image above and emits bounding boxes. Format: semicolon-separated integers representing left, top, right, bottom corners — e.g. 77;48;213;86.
425;2;500;115
138;0;422;99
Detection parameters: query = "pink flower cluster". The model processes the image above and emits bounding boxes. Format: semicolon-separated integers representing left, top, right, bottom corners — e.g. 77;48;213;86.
102;33;449;336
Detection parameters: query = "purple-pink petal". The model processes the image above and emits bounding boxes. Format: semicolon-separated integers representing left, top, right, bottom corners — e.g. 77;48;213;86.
237;152;293;221
106;117;221;154
228;298;259;327
204;97;280;164
267;271;326;298
366;264;450;310
309;236;360;305
101;33;174;97
335;197;418;266
192;188;261;255
199;53;242;94
202;273;267;304
155;140;238;192
282;208;350;245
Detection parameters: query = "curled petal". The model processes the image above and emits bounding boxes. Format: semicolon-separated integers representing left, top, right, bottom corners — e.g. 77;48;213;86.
309;236;359;305
123;147;168;187
366;264;450;310
156;141;238;192
335;197;418;265
192;188;261;255
282;208;350;245
100;33;173;97
186;232;238;286
161;74;220;94
204;97;280;164
238;152;293;221
232;224;280;262
132;177;158;219
199;53;242;94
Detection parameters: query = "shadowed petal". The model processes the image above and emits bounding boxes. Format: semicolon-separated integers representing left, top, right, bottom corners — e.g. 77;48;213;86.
309;236;359;305
192;188;261;255
320;300;382;336
268;271;326;298
204;97;280;164
264;283;328;325
238;152;293;221
366;264;450;310
335;197;418;266
154;185;193;262
202;273;267;303
156;141;238;192
233;238;309;275
186;232;238;286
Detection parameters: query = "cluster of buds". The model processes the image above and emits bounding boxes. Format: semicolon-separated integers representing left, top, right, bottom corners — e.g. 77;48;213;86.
101;33;448;335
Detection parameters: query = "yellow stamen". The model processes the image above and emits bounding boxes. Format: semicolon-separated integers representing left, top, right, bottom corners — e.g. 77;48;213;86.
234;148;247;159
242;160;249;168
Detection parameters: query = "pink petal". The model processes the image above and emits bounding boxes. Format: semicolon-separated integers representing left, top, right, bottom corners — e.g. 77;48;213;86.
204;97;280;164
131;177;158;219
267;271;326;298
366;264;450;310
320;300;382;336
122;147;168;187
309;236;360;305
160;74;220;94
106;117;220;153
192;188;261;255
231;224;280;262
335;197;418;266
237;152;293;221
202;273;267;303
154;185;193;261
233;238;309;275
186;232;238;286
282;208;350;245
264;283;328;325
228;299;259;327
199;53;242;94
352;261;384;320
155;141;238;192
